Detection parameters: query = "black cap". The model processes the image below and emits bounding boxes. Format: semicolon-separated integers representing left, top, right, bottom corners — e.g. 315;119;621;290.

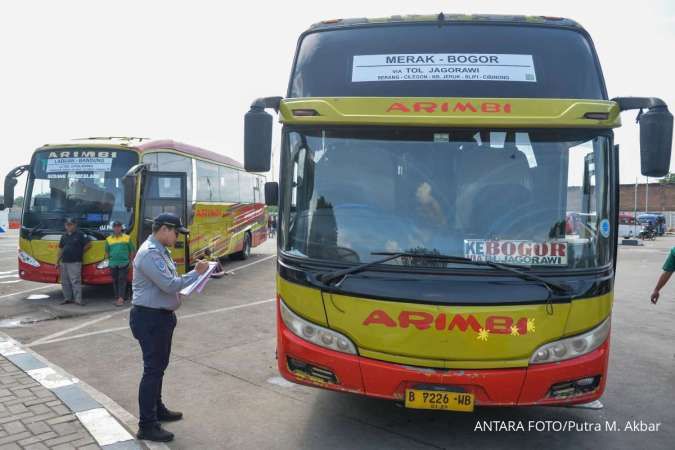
65;217;77;225
112;220;123;227
153;213;189;234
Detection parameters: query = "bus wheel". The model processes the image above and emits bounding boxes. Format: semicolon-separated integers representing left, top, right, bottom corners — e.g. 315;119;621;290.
232;232;251;260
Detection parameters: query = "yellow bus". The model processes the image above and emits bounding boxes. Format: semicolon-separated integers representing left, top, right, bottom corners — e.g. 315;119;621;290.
242;15;673;411
2;137;267;284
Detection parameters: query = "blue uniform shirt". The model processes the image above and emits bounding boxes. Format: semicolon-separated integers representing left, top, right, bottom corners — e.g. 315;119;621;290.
132;235;199;311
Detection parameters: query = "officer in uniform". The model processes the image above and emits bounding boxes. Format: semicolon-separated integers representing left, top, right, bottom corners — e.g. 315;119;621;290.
130;213;209;442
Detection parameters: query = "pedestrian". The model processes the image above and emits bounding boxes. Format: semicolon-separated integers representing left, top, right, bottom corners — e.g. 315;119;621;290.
57;218;90;305
650;246;675;304
129;213;209;442
105;221;135;306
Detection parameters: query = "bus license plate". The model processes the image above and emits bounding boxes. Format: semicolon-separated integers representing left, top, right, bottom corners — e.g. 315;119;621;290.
404;389;474;412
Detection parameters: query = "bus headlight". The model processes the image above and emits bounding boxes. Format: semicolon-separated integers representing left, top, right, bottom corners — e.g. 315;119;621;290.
96;259;109;269
18;250;40;267
280;299;357;355
530;318;610;364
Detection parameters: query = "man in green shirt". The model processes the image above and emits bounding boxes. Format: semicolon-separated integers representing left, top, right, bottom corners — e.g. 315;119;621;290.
105;221;135;306
650;247;675;304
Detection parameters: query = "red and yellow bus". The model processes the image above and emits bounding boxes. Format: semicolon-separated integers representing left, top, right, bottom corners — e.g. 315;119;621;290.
2;137;267;283
242;15;672;411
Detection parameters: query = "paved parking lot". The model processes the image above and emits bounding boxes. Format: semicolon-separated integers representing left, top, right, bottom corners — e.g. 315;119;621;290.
0;229;673;449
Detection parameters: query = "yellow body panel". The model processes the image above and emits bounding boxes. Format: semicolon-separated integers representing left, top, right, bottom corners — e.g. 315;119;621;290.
279;97;621;128
279;276;612;369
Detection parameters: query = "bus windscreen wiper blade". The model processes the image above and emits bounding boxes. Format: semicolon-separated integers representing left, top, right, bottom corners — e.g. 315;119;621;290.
315;251;570;294
371;251;570;294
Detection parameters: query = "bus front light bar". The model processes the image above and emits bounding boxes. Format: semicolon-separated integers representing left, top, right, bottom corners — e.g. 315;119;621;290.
280;299;357;355
530;318;610;364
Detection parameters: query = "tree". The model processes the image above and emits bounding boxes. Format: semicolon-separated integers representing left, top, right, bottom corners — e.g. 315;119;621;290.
658;173;675;184
14;196;24;207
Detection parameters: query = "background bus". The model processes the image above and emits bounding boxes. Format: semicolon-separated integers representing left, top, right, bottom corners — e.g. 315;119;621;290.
2;137;267;284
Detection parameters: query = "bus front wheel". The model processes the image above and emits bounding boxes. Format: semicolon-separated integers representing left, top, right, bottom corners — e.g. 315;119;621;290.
232;232;251;260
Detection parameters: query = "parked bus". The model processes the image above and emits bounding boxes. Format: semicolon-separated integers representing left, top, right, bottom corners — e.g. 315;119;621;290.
2;138;267;284
242;14;673;412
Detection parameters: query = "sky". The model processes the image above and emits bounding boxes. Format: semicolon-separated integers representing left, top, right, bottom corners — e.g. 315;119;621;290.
0;0;673;195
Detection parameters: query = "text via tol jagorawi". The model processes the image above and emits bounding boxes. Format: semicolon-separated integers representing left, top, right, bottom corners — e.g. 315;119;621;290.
474;420;662;433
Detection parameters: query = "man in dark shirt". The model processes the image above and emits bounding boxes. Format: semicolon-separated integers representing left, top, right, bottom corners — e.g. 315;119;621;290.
58;218;90;305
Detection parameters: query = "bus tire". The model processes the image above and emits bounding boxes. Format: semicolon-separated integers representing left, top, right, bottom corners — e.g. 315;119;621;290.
232;232;251;260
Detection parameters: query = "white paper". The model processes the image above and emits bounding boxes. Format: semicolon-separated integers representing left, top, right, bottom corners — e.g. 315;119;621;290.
180;261;218;296
352;53;536;83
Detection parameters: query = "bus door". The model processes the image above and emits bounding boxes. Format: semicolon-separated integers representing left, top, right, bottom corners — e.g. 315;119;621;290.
140;171;189;273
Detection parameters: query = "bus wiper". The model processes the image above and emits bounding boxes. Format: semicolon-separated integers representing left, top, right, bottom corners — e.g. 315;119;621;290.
314;252;410;286
371;251;571;295
28;222;46;239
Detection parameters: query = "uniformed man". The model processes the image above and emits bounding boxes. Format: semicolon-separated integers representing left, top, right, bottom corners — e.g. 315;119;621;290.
130;213;209;442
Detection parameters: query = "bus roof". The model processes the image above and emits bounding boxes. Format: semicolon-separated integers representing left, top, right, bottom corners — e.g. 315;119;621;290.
38;137;244;169
308;14;584;32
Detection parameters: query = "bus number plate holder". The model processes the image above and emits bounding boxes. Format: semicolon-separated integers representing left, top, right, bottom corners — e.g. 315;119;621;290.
404;388;474;412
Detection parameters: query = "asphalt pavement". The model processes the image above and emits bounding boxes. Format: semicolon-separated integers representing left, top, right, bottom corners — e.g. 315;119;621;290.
0;229;673;450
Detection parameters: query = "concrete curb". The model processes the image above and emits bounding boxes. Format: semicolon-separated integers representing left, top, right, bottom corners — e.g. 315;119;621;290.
0;331;166;449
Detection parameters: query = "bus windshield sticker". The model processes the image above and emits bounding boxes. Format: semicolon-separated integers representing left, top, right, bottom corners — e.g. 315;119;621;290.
352;54;536;83
433;133;449;143
464;240;568;266
46;157;113;173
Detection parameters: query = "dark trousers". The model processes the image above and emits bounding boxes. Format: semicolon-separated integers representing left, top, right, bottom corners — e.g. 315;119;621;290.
111;265;128;299
129;306;176;428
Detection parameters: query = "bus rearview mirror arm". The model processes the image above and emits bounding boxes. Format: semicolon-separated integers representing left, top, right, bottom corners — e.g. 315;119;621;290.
122;164;148;210
612;97;673;178
244;97;283;173
3;165;30;209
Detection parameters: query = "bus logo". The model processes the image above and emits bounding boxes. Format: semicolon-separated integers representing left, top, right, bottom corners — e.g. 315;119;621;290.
385;101;512;114
362;310;530;335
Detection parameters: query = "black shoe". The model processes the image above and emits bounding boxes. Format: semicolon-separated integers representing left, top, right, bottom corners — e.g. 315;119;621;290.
157;407;183;422
60;299;74;305
136;423;174;442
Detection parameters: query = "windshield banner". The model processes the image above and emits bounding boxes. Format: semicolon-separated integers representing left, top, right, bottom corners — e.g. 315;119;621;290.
352;53;537;83
464;240;567;266
46;158;113;173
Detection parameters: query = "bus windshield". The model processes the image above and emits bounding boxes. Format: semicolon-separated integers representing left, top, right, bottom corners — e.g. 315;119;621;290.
23;149;138;235
282;127;611;271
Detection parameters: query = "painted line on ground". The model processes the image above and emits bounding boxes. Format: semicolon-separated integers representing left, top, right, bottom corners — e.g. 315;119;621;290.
28;298;276;347
0;284;57;300
29;309;130;346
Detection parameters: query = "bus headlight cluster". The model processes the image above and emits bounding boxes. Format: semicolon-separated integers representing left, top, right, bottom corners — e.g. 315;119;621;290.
280;299;357;355
530;318;610;364
96;259;109;269
18;250;40;267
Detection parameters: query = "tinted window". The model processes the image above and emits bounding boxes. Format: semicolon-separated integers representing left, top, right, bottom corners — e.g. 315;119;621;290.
290;24;605;99
196;160;220;201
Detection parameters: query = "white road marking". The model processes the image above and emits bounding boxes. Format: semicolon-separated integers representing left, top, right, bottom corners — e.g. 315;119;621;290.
0;285;57;300
0;338;27;356
26;366;77;389
267;376;295;388
29;298;276;347
29;310;128;346
0;280;21;284
76;408;134;446
0;270;18;275
229;254;276;272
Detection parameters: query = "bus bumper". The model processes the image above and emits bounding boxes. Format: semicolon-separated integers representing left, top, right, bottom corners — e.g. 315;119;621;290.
19;260;129;286
277;305;609;407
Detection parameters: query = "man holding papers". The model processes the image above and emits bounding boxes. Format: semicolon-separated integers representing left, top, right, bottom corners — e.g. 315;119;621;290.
129;213;209;442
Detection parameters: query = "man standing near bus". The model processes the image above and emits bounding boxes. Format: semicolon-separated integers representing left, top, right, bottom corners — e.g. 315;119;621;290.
130;213;209;442
650;247;675;304
58;218;90;306
105;220;135;306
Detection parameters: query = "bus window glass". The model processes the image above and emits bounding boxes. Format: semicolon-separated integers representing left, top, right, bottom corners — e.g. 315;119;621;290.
219;166;240;202
196;160;220;201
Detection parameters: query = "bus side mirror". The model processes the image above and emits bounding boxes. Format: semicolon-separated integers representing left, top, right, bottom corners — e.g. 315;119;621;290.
123;177;136;210
639;107;673;177
3;176;18;209
244;97;282;173
264;182;278;206
244;107;273;172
